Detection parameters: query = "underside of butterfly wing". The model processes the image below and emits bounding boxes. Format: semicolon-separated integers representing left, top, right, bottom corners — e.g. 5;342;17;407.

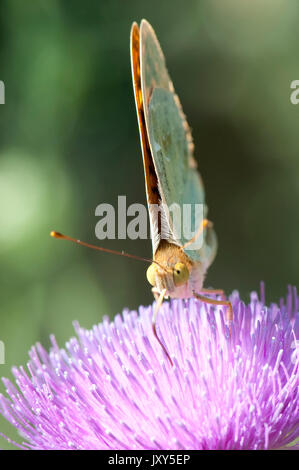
131;20;217;270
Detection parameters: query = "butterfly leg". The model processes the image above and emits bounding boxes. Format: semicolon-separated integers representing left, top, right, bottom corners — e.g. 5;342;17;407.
193;290;233;332
199;289;232;319
183;218;211;249
152;288;173;366
200;288;225;296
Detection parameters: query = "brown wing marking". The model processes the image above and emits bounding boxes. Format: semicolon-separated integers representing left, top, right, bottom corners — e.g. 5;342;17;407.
130;23;161;230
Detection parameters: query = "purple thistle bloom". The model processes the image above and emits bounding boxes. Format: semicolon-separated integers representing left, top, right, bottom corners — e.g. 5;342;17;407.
0;284;298;450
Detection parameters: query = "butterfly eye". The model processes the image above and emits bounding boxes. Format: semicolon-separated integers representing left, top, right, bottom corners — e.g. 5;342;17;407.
173;262;189;286
146;263;157;286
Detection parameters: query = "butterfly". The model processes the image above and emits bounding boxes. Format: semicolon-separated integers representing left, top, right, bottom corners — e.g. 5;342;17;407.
51;20;232;366
130;20;233;364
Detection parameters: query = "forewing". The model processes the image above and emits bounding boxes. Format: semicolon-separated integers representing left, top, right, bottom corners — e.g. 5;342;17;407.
130;22;161;254
140;20;216;266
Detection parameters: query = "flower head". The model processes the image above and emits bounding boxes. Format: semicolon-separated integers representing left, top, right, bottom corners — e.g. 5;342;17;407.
0;284;298;450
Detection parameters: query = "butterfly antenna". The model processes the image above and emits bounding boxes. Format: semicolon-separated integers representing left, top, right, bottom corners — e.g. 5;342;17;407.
50;231;165;270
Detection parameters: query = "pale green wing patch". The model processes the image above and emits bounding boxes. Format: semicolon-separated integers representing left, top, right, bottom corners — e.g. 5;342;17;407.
148;89;191;207
148;88;216;264
140;20;172;106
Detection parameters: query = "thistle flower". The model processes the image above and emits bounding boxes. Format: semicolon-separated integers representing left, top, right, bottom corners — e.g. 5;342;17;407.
0;284;298;450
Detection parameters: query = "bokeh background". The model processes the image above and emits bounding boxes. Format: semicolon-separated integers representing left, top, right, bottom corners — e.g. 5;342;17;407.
0;0;299;448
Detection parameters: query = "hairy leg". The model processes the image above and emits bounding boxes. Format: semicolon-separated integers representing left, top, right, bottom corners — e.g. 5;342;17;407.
199;288;225;296
182;218;211;249
193;289;233;326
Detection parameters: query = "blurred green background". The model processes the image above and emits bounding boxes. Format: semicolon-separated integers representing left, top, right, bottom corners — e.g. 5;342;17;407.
0;0;299;448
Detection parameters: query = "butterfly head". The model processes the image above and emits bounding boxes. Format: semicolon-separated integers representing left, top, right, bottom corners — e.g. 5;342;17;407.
146;241;194;296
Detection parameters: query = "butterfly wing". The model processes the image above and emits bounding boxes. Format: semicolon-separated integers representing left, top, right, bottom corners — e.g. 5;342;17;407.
133;20;217;268
131;22;164;253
